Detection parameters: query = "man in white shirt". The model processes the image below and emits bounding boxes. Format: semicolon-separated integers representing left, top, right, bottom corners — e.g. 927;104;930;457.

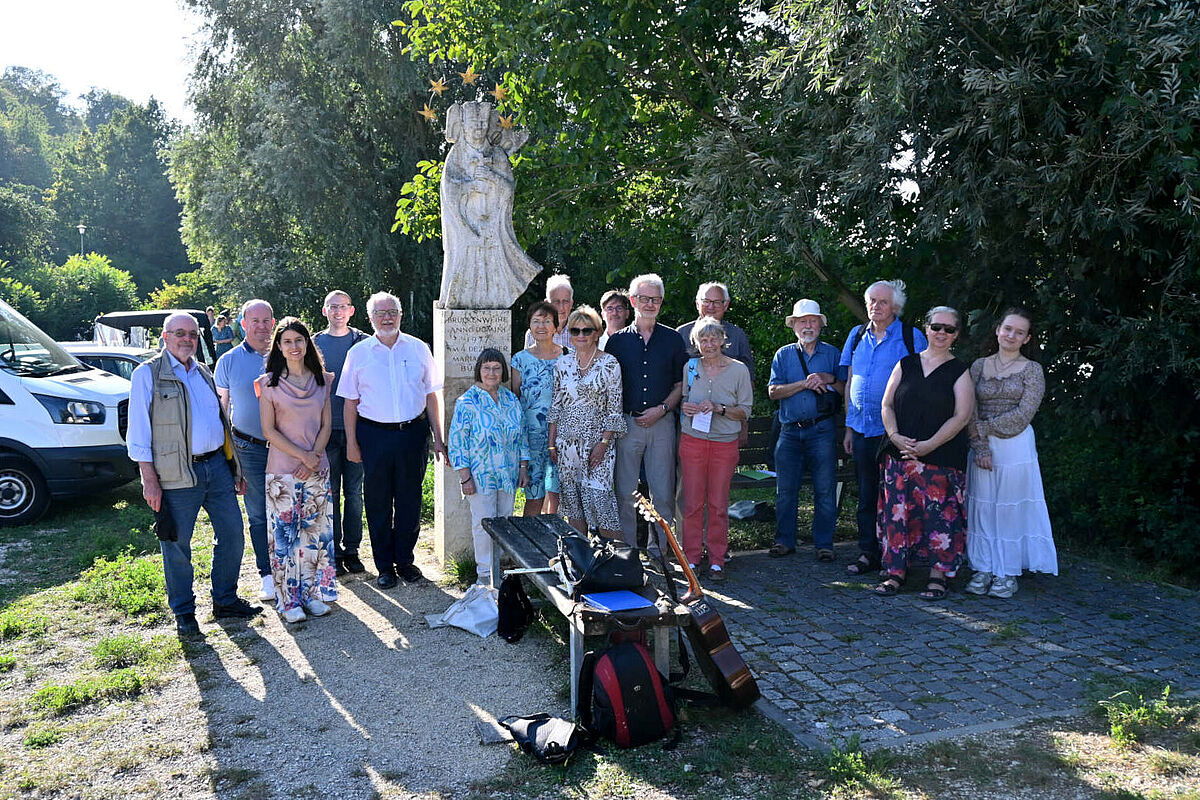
127;312;261;636
339;292;446;588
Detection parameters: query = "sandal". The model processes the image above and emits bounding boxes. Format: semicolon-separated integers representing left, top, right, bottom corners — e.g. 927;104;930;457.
768;543;795;558
847;554;880;576
919;574;949;601
873;574;905;596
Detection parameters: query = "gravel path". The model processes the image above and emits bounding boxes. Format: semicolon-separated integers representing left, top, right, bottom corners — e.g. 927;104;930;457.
124;542;558;799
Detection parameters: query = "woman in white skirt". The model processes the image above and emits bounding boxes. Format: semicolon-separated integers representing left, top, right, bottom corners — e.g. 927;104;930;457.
965;308;1057;598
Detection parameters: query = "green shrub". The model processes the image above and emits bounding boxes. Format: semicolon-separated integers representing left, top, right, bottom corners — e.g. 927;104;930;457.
91;634;152;670
72;550;167;617
1098;686;1180;749
0;653;15;671
22;726;63;748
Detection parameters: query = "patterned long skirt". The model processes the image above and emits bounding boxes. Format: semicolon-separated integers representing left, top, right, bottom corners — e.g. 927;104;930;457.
877;455;967;577
266;471;338;612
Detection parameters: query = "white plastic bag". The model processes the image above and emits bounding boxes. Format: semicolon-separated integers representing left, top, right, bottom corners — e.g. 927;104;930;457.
426;584;499;638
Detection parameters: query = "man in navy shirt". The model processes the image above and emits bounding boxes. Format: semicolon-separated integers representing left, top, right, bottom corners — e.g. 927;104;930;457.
840;280;927;575
604;273;686;549
768;300;844;559
215;298;277;602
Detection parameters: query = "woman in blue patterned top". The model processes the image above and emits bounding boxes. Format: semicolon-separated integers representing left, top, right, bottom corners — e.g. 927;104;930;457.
448;348;530;584
511;301;562;517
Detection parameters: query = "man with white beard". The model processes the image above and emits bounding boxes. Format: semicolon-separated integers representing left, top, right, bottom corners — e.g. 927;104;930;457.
767;300;845;560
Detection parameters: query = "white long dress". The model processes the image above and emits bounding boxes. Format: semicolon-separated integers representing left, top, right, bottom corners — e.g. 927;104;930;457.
966;359;1058;576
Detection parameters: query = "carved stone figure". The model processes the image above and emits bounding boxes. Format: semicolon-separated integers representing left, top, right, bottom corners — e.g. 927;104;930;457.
438;101;542;309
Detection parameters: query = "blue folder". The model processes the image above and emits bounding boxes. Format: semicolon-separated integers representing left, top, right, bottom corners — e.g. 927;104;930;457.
580;590;654;612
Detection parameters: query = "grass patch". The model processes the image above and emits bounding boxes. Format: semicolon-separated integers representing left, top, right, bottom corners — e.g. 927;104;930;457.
914;694;950;705
30;668;146;716
1108;610;1135;621
22;726;63;748
91;633;181;671
836;633;862;643
992;621;1028;641
71;549;167;619
1147;748;1194;776
824;734;901;795
440;552;478;589
0;653;15;671
0;606;50;640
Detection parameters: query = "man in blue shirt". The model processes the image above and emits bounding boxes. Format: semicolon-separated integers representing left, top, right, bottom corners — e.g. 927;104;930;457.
604;273;686;549
768;300;844;559
314;290;369;576
215;298;276;602
839;280;927;575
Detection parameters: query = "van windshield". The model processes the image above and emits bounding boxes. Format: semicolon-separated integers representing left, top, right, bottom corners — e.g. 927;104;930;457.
0;301;88;378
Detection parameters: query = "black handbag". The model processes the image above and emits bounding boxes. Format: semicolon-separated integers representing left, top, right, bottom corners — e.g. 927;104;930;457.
557;533;645;599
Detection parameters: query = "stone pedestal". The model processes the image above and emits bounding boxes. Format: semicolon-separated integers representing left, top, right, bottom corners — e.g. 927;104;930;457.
432;306;512;567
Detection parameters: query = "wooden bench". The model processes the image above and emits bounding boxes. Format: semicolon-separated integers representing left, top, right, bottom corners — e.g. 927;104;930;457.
481;514;691;717
732;415;857;508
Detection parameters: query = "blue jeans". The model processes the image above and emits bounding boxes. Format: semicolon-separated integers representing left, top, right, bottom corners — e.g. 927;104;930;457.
325;429;365;558
233;437;271;576
774;418;838;551
851;431;884;559
161;456;245;616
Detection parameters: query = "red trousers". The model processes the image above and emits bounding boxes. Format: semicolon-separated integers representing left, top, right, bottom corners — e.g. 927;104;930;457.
678;434;740;567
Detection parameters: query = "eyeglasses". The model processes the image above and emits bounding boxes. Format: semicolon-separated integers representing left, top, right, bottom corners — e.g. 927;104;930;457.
326;303;351;311
372;309;400;318
700;298;726;306
166;330;198;340
568;327;597;336
633;295;664;305
928;323;958;334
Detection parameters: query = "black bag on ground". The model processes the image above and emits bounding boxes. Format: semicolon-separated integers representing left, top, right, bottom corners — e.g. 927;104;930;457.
557;533;645;599
499;713;586;764
497;574;535;644
579;641;677;748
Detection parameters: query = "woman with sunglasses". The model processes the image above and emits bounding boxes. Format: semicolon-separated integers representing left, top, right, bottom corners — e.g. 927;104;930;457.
964;308;1056;598
511;301;562;516
256;317;337;623
874;307;975;600
547;306;626;538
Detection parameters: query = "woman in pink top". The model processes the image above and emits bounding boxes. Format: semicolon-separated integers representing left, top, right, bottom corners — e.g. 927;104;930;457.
257;317;337;623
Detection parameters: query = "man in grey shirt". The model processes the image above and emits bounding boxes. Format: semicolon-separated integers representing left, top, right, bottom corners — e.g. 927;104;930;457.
314;290;369;575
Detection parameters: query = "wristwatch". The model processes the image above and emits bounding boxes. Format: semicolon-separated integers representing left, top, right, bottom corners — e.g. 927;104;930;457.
719;404;727;416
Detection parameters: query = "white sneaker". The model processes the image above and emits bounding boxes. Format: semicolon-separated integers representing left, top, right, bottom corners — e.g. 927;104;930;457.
282;607;306;624
303;599;331;617
965;571;994;595
259;574;276;602
988;575;1018;598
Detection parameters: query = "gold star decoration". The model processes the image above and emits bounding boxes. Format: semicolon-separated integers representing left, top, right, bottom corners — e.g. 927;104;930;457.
489;84;509;102
429;77;449;95
498;114;515;130
418;104;437;122
458;65;480;85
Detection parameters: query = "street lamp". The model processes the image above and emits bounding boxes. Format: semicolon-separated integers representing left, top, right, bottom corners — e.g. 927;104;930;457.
76;223;87;256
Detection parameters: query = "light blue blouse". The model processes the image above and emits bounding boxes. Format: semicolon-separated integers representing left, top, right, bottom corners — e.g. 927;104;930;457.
448;384;531;493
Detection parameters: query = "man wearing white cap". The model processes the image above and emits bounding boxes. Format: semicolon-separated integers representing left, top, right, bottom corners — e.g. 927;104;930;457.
767;300;844;559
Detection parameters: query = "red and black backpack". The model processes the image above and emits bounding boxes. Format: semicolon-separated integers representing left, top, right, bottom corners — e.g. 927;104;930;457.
578;641;676;748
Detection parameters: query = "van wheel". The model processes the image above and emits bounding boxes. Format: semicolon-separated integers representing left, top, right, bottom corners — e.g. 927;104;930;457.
0;455;50;527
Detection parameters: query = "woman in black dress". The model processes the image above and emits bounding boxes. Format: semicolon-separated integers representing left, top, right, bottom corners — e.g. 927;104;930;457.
873;306;975;600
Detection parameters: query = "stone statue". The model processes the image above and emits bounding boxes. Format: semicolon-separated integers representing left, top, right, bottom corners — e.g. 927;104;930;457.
437;101;542;309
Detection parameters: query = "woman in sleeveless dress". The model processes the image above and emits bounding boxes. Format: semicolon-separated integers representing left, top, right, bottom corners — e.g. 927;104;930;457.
874;307;975;600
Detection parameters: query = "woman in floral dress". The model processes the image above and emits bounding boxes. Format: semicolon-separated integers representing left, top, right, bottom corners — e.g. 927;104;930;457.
449;348;530;584
965;308;1056;598
511;301;563;516
257;317;337;624
547;306;626;538
874;307;975;601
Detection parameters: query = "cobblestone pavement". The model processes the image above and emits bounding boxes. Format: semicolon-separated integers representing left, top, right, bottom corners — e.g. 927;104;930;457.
705;543;1200;749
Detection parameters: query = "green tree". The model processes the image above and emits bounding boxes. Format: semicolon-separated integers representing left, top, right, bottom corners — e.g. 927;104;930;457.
19;254;139;340
147;265;224;311
174;0;442;334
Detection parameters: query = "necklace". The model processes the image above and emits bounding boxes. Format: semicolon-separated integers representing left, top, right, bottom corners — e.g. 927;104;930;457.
993;352;1021;371
576;348;597;373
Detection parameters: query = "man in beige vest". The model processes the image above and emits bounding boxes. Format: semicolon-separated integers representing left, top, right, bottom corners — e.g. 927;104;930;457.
127;312;262;636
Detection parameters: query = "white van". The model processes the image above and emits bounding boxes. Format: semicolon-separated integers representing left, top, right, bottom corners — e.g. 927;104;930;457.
0;297;137;526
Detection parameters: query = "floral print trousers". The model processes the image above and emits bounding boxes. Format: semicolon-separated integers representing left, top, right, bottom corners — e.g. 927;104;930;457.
266;471;338;612
877;455;967;577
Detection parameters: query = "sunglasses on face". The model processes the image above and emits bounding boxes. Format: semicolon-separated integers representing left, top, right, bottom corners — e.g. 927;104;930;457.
568;327;597;336
928;323;958;334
